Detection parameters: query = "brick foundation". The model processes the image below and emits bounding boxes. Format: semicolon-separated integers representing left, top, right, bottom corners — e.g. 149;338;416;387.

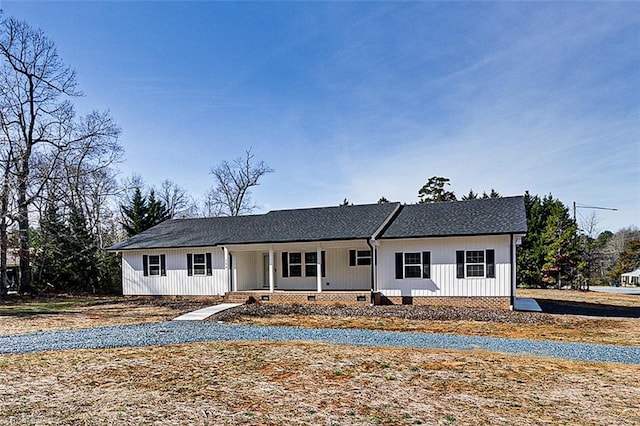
225;291;372;306
225;291;511;309
373;294;511;310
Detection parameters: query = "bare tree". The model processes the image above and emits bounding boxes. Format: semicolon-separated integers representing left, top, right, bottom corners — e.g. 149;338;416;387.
206;149;274;217
158;179;195;219
0;18;120;293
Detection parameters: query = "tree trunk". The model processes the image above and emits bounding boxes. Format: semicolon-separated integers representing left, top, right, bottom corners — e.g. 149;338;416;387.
0;218;7;297
17;159;31;294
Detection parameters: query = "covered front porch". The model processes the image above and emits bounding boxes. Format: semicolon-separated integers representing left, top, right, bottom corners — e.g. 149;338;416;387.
223;240;374;293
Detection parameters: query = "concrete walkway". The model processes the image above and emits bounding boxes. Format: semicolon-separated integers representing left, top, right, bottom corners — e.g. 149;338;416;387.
172;303;241;321
514;297;542;312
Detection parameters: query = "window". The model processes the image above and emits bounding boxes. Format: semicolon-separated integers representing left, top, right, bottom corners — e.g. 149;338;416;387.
305;252;317;277
282;251;326;278
466;251;484;277
395;252;430;279
187;253;212;276
349;249;372;266
143;254;166;277
456;250;495;279
289;252;302;277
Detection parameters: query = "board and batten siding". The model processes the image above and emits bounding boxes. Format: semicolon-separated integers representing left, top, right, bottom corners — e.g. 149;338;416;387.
376;235;513;297
227;242;373;291
276;246;371;291
121;248;228;296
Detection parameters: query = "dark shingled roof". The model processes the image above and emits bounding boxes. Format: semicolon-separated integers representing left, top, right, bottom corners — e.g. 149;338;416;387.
379;196;527;239
109;202;401;250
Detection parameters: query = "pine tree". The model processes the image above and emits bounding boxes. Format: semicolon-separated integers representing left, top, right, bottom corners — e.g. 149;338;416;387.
461;190;479;200
120;187;169;237
517;192;579;288
418;176;456;203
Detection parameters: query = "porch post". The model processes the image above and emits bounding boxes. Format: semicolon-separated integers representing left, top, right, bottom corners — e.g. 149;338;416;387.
223;246;230;292
268;247;275;293
232;254;238;292
316;246;322;293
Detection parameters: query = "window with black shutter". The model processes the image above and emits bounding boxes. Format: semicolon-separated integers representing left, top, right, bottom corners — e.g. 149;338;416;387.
395;252;431;279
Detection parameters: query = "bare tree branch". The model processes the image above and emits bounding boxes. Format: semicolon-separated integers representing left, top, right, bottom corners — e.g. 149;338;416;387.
206;149;274;216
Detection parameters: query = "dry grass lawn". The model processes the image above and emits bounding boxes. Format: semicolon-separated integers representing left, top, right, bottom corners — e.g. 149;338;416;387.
0;290;638;424
229;312;640;346
1;341;638;425
0;297;213;336
517;288;640;307
226;289;640;346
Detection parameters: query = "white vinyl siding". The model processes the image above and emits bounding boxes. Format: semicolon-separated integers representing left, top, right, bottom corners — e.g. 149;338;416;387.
377;235;512;297
220;241;373;292
122;248;227;296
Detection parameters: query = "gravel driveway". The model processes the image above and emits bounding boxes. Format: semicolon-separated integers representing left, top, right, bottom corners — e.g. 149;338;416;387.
1;322;638;364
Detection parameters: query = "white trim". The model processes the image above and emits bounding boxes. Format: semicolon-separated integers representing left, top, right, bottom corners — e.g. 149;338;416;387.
317;247;322;292
268;248;274;293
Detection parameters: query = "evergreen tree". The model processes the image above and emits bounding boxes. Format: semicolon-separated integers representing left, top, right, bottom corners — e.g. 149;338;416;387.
147;189;170;226
482;189;502;199
461;190;479;200
67;205;97;292
121;188;149;237
609;239;640;281
120;187;169;237
517;192;579;288
418;176;456;203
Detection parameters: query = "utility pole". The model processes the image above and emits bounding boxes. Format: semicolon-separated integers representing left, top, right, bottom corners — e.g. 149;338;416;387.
573;202;618;224
572;202;618;291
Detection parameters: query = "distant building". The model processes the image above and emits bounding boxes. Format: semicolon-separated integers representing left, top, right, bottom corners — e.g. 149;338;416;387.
2;248;20;290
621;267;640;286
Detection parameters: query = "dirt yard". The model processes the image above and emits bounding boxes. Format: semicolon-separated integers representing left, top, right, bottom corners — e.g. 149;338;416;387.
1;341;638;425
1;290;639;346
0;290;638;425
0;296;214;335
217;289;640;346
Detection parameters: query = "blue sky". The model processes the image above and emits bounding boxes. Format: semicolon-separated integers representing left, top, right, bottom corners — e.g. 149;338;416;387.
4;1;639;232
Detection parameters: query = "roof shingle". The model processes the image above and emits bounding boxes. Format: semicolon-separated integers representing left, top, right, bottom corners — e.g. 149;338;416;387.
379;196;527;239
109;202;400;250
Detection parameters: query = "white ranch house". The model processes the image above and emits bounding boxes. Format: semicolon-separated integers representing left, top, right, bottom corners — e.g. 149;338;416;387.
110;196;527;309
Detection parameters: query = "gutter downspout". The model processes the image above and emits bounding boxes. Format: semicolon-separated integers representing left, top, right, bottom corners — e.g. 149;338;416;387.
509;234;515;310
368;203;404;305
366;239;377;293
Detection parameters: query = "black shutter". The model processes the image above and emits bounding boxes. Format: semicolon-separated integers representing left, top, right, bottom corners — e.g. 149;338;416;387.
486;249;495;278
349;250;356;266
456;251;465;279
422;251;431;279
206;253;212;276
322;251;326;277
160;254;166;276
395;253;403;279
282;252;289;278
143;255;148;277
187;253;193;276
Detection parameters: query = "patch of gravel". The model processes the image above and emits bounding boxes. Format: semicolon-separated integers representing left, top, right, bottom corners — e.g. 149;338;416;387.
212;303;557;324
1;321;639;364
